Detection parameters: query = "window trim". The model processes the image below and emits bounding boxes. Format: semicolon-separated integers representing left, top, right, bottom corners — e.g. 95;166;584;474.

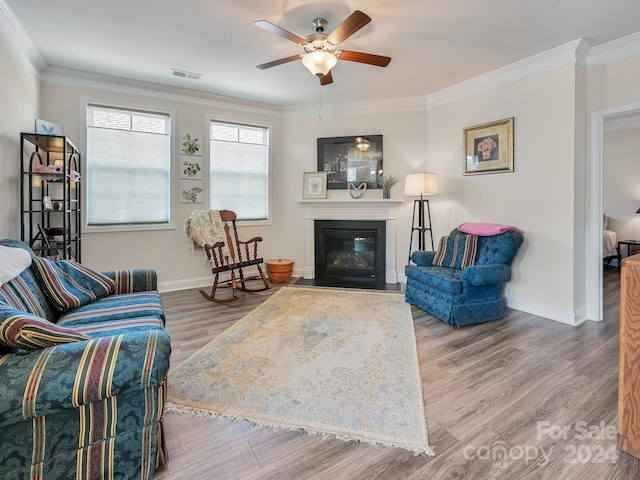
81;98;176;233
207;114;272;226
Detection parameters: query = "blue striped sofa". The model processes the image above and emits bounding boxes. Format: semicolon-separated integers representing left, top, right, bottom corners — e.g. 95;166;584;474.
0;239;171;480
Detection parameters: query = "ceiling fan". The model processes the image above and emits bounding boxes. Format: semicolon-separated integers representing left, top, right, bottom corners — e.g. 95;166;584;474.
254;10;391;85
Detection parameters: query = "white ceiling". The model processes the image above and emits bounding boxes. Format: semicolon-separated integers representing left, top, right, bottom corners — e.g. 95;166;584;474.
5;0;640;106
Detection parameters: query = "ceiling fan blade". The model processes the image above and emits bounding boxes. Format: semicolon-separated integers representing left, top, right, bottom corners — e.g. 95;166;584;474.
339;50;391;67
254;20;307;45
320;71;333;86
256;55;302;70
327;10;371;45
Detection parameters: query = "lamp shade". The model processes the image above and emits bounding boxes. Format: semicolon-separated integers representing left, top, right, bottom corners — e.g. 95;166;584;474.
404;172;439;196
302;51;337;77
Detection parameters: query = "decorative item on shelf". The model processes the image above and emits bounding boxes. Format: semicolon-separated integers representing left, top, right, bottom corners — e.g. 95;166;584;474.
303;171;328;199
348;182;367;199
33;164;81;182
377;173;399;199
35;118;64;136
405;172;440;262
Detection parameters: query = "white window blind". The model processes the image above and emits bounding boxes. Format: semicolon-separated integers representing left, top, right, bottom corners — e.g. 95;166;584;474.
86;104;171;226
209;121;269;221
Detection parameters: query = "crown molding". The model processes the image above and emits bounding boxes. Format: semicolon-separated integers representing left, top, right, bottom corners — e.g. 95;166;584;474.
281;96;427;117
427;39;589;109
0;0;45;71
588;31;640;69
41;66;282;116
41;66;427;118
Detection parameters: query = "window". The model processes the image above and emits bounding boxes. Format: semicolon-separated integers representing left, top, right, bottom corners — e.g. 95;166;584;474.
86;104;171;228
209;120;269;221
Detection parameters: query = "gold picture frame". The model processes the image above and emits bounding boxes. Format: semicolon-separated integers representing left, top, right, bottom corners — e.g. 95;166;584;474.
302;171;327;199
463;117;514;175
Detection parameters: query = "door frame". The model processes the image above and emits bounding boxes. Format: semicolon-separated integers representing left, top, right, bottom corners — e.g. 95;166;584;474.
587;101;640;320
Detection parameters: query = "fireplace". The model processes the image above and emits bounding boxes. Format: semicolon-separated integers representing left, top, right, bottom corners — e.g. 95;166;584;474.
314;220;386;286
300;199;402;285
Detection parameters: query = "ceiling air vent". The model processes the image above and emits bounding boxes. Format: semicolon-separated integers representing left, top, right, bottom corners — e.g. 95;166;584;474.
171;69;202;80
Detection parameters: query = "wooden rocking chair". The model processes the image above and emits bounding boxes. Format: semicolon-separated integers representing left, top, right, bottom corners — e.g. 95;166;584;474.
199;210;271;303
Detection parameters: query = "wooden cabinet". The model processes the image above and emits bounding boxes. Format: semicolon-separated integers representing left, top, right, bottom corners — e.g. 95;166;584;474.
20;133;81;261
618;254;640;458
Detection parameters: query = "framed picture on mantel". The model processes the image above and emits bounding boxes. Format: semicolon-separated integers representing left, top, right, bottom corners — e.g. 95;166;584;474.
302;171;327;199
317;135;383;189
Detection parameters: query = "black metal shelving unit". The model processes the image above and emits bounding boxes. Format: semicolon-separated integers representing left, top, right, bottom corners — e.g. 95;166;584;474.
20;133;81;262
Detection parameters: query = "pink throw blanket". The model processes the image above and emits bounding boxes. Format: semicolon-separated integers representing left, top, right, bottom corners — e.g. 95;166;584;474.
458;222;524;236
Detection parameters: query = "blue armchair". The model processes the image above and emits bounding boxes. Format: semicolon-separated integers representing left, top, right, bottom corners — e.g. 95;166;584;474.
405;227;524;326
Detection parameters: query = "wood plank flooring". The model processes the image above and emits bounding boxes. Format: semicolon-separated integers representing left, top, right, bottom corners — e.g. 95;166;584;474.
154;271;640;479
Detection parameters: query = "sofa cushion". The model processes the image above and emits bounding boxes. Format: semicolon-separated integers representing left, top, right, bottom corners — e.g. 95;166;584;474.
432;234;478;269
0;304;89;350
74;316;165;338
31;257;116;312
0;271;58;322
405;265;463;295
58;292;165;327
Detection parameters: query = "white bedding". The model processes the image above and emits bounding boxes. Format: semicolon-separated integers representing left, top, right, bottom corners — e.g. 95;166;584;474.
603;229;617;258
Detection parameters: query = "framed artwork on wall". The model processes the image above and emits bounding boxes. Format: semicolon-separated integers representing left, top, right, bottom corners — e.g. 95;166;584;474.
179;180;203;203
317;135;383;189
180;131;202;156
463;117;514;175
302;171;327;199
179;156;203;179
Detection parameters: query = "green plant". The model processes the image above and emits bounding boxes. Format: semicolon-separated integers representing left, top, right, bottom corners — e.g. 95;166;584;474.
181;133;200;155
376;173;400;189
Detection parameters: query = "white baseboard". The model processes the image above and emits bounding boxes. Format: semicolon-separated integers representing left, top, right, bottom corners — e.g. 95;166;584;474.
158;276;211;293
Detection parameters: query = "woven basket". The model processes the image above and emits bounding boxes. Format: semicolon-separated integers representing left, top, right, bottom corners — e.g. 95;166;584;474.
266;259;294;283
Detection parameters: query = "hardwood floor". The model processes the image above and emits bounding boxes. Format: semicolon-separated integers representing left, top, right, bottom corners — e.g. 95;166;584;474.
154;271;640;479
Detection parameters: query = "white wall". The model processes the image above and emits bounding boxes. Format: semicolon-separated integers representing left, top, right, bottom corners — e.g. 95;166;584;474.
4;22;640;324
40;77;284;289
426;64;581;324
0;26;40;239
278;101;428;274
39;75;427;289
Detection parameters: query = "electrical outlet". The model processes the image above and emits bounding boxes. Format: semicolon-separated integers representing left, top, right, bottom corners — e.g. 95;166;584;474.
446;205;452;215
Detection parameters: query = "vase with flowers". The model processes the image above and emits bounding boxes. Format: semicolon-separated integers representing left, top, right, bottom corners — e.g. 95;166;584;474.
476;136;497;160
377;173;399;199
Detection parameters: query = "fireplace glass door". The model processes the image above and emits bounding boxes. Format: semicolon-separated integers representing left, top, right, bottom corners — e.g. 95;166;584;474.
314;220;385;285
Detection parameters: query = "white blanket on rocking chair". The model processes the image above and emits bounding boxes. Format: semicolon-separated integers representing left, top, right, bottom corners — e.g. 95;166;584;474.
184;210;232;263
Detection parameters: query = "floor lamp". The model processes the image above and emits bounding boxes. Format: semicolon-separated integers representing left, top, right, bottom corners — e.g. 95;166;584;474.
404;172;439;263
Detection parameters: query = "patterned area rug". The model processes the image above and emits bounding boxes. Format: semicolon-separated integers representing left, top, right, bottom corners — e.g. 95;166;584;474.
166;287;433;455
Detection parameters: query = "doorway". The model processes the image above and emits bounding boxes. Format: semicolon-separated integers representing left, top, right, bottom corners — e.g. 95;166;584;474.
588;102;640;320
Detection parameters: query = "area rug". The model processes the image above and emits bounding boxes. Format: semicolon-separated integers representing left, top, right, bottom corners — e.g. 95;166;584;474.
166;286;433;455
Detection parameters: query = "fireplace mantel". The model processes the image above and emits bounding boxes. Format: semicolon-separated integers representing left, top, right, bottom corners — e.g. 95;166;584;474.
300;199;403;283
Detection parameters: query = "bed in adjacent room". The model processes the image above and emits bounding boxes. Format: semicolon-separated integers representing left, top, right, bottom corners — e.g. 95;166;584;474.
603;215;617;268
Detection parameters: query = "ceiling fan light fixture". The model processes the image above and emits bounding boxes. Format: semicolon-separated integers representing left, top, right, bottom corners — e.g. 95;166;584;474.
355;136;371;151
302;51;337;77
